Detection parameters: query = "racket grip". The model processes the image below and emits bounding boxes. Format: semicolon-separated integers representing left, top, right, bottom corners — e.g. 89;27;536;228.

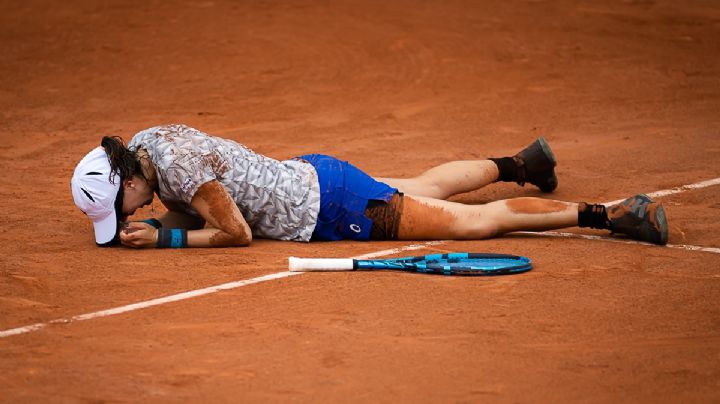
288;257;355;272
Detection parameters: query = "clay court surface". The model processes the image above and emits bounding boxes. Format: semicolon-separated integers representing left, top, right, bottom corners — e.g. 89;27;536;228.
2;0;720;402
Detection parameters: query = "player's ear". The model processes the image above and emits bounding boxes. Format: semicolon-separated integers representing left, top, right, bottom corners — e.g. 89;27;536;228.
122;178;135;191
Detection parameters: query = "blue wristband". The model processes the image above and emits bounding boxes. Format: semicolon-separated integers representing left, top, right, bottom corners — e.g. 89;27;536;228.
156;228;187;248
142;218;163;229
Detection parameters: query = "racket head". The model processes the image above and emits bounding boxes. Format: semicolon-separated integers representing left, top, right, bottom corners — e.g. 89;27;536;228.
357;253;532;276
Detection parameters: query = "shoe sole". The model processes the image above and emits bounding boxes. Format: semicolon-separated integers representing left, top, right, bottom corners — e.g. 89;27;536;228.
537;137;557;167
536;137;557;192
655;203;669;245
635;194;669;245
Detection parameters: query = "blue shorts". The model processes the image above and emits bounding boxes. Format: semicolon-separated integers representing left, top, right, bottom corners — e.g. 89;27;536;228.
298;154;398;241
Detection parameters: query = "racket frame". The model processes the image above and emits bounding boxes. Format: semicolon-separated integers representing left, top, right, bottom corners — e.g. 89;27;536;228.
289;253;531;276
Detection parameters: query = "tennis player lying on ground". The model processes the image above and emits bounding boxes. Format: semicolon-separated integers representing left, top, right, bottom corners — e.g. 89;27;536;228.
71;124;668;248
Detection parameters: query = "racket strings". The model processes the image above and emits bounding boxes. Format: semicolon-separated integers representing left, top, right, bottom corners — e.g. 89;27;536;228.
426;258;523;269
355;253;532;276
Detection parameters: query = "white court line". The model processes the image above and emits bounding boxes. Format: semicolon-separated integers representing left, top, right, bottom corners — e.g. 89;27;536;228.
0;241;446;339
3;177;720;339
515;231;720;255
518;176;720;254
603;177;720;206
561;175;720;253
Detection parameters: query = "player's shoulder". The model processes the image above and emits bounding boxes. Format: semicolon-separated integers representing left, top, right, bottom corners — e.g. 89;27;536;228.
130;123;197;140
129;124;208;149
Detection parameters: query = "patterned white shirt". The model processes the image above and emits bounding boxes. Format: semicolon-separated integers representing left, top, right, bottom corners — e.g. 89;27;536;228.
128;124;320;241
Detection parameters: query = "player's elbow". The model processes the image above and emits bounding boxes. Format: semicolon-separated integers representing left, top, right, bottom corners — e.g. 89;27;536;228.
215;232;251;247
228;225;252;246
210;225;252;247
234;232;252;246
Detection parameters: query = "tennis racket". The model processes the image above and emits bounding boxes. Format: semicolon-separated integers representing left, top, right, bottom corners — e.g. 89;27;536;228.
289;253;532;276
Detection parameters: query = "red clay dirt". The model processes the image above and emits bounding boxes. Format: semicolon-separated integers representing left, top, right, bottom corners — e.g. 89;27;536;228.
1;0;720;402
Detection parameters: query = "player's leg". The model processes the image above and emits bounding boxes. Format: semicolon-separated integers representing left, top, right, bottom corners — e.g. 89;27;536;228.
395;193;668;245
377;137;558;200
376;160;500;200
397;195;578;239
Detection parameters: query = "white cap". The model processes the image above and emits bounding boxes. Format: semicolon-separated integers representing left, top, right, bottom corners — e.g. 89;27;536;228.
71;147;121;244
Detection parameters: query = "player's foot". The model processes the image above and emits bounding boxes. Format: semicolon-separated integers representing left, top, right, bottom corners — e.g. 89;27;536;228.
513;137;558;192
608;194;668;245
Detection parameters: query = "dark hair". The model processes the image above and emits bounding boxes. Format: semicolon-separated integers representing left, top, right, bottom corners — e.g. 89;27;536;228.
100;136;144;185
98;136;146;247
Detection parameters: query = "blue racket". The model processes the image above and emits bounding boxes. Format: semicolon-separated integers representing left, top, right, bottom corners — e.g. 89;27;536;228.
289;253;532;276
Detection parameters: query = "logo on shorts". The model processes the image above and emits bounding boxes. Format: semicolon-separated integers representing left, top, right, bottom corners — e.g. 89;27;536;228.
349;224;362;233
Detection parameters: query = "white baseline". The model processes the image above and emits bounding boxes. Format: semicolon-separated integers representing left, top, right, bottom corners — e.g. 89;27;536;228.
0;241;445;339
2;176;719;339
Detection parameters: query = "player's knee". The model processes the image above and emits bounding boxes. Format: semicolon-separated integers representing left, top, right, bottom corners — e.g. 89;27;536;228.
476;223;500;239
454;221;498;239
409;177;449;199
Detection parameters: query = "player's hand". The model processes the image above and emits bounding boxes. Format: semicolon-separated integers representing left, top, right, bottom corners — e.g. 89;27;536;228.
119;221;158;248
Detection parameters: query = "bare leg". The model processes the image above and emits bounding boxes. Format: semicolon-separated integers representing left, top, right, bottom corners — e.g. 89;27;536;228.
398;195;578;240
377;160;500;200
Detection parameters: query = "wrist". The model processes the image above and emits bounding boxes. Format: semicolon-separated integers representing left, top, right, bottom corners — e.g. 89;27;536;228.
156;228;188;248
142;218;163;228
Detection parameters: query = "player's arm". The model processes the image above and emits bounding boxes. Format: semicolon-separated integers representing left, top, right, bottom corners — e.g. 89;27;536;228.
157;201;206;229
120;201;205;245
185;180;252;247
120;181;252;248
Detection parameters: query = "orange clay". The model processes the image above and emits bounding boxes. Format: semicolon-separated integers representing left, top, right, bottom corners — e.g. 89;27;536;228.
505;198;570;214
397;196;459;240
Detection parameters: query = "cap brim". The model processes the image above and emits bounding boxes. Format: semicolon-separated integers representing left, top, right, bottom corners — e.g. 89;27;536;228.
92;210;118;244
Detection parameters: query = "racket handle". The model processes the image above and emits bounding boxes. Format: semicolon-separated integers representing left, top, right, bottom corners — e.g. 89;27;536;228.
288;257;355;272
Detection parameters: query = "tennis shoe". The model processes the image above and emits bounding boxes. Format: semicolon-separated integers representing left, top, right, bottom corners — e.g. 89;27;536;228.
608;194;668;245
514;137;558;192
